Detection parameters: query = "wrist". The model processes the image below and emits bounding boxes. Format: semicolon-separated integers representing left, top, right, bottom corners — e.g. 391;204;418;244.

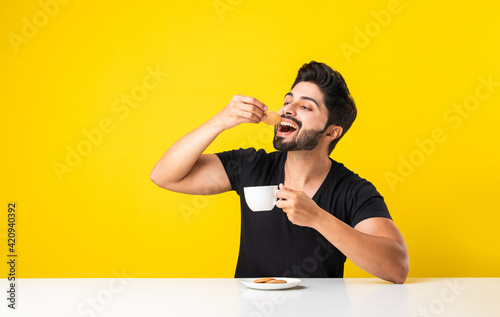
312;206;332;232
206;114;228;134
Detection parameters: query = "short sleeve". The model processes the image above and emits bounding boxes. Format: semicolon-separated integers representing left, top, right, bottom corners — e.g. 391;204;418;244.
215;148;279;196
215;149;239;191
349;181;392;227
215;148;258;192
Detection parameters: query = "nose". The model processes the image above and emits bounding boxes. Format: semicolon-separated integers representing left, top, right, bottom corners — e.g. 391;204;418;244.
279;102;297;117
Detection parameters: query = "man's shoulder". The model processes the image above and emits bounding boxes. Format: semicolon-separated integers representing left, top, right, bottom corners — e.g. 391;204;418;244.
329;159;377;191
237;147;281;155
215;148;285;172
218;147;283;160
330;159;359;180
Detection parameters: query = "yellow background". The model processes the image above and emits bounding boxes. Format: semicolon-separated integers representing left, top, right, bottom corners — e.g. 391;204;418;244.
1;0;499;278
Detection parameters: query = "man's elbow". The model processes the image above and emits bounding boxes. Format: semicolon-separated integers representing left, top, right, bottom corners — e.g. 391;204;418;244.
393;272;408;285
391;239;410;284
391;260;410;284
150;168;168;189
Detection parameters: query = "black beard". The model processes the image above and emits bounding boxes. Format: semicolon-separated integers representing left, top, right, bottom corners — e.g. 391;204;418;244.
273;126;326;151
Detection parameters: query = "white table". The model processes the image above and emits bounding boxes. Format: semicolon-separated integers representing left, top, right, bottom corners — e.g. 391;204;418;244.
1;278;499;316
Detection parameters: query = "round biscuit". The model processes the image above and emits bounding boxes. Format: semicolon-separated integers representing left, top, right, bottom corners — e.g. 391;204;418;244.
265;279;287;284
262;111;282;125
253;277;275;283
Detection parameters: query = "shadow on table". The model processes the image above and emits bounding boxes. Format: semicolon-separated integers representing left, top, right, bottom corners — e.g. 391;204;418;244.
238;279;409;316
239;280;348;316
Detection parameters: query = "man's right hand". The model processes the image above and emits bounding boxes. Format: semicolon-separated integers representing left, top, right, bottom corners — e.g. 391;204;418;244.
213;95;268;131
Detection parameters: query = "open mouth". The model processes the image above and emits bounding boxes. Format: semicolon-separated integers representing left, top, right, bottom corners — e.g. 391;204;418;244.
277;121;299;134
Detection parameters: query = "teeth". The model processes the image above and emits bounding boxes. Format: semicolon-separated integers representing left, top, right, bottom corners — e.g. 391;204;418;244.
280;122;298;130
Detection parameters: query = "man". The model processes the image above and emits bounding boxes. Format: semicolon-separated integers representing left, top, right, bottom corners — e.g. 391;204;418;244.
150;61;409;283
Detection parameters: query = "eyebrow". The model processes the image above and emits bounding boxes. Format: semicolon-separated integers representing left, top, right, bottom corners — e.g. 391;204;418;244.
285;92;320;109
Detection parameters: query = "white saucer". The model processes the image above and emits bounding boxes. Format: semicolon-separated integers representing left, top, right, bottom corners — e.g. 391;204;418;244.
240;278;302;290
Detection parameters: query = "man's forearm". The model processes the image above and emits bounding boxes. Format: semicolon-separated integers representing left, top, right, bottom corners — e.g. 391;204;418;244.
313;211;409;284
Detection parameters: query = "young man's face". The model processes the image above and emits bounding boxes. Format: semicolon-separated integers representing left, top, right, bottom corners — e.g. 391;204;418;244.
273;81;330;152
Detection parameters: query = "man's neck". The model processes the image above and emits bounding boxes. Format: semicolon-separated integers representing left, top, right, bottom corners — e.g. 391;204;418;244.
284;150;332;194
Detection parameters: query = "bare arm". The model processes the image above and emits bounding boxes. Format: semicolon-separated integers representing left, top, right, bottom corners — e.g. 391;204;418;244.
150;95;268;194
316;215;409;284
276;186;409;284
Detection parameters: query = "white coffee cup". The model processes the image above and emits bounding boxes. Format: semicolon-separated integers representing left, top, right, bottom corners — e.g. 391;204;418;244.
243;185;279;212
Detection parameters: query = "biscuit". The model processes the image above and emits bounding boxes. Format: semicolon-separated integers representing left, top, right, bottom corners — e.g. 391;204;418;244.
262;111;282;125
266;279;287;284
253;277;275;283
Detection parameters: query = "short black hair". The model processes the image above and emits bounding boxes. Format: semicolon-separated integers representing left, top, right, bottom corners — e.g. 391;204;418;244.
292;61;357;154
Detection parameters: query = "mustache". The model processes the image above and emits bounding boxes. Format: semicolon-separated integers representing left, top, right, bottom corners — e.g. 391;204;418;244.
280;115;302;129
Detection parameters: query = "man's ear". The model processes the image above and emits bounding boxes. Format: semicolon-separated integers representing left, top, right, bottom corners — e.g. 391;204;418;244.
324;125;343;141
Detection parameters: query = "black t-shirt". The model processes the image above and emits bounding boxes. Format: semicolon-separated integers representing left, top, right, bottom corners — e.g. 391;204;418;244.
215;148;392;278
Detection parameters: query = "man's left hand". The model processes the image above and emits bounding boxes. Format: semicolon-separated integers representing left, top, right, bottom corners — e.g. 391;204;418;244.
276;184;324;228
